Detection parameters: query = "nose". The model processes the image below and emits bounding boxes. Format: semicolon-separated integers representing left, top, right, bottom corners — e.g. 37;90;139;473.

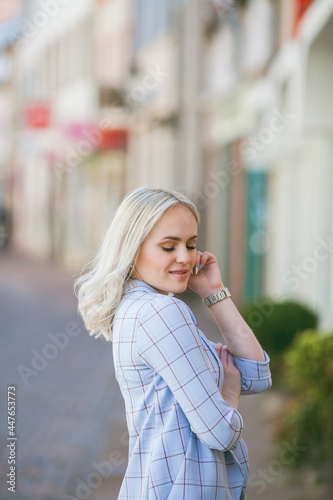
175;245;192;265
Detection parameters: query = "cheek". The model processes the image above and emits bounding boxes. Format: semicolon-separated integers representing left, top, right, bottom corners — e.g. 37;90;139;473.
157;250;175;269
161;251;174;265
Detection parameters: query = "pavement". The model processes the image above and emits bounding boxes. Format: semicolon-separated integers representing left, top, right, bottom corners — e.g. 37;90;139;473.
0;249;330;500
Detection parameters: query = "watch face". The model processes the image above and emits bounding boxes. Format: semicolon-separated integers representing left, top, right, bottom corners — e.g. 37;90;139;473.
204;288;230;307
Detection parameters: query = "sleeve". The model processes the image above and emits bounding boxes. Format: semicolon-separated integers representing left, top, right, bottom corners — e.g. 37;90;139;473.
136;295;243;452
205;339;272;396
233;352;272;395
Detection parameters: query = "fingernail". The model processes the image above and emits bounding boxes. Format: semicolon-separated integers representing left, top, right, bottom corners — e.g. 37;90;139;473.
195;267;198;275
199;263;203;270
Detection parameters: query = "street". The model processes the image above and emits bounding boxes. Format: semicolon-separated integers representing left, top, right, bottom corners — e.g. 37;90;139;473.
0;251;329;500
0;251;127;500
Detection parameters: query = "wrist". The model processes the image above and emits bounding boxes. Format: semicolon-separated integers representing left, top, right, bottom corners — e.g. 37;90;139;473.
222;393;239;410
202;286;231;308
200;283;224;300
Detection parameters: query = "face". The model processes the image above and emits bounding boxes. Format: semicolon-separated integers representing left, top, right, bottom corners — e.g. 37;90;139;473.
131;204;198;295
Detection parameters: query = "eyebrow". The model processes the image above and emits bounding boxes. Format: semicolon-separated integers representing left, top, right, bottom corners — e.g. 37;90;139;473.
160;235;197;242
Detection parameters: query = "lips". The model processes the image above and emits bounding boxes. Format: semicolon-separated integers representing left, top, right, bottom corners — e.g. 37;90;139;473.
169;269;189;279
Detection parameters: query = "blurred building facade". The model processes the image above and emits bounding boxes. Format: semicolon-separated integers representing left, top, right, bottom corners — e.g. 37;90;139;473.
1;0;332;330
0;0;22;249
9;0;131;268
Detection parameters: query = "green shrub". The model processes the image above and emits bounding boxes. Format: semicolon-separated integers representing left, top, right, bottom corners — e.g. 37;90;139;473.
239;299;318;378
274;329;333;476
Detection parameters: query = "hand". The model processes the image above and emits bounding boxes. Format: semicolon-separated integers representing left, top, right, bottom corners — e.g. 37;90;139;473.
214;344;241;409
187;250;224;299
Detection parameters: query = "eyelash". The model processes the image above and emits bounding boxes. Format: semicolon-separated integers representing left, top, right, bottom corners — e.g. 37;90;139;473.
162;246;196;252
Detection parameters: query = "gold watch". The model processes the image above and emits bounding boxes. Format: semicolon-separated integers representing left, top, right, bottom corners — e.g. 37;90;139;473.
203;288;231;307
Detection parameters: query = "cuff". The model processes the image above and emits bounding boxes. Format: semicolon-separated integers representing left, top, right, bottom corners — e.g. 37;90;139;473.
233;351;271;381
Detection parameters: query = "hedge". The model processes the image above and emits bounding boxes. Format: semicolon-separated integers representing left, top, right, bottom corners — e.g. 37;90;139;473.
274;329;333;479
239;298;318;379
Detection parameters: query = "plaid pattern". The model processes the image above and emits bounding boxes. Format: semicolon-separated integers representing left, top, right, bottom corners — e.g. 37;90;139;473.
113;279;272;500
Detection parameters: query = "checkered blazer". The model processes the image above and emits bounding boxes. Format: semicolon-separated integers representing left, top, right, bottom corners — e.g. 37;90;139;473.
113;279;272;500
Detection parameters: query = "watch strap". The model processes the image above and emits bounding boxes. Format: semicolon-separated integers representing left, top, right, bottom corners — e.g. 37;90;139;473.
203;287;231;307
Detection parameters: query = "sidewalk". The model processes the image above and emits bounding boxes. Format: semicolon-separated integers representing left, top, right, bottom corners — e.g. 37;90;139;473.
0;250;330;500
0;249;127;500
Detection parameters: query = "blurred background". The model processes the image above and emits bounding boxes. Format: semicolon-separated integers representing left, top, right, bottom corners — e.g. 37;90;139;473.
0;0;332;499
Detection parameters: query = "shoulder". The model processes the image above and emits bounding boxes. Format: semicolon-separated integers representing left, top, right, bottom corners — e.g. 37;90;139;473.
136;294;201;356
138;293;197;328
116;286;198;328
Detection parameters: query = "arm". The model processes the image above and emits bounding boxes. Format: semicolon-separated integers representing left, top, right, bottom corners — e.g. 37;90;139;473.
207;295;265;361
136;295;243;451
206;338;272;395
233;351;272;394
188;251;266;362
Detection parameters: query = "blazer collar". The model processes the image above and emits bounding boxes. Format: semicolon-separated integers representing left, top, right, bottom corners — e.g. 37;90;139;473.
124;279;160;295
124;279;174;297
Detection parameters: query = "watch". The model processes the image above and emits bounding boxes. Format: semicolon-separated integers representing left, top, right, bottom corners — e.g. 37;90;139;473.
203;288;231;307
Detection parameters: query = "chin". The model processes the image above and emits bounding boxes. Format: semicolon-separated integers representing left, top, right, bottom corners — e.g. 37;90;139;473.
172;282;188;293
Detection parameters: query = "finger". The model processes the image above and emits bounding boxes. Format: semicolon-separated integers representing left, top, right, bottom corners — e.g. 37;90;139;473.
194;251;202;274
197;253;206;271
227;351;235;365
197;252;210;271
214;344;222;358
220;346;228;366
200;251;214;268
221;345;228;361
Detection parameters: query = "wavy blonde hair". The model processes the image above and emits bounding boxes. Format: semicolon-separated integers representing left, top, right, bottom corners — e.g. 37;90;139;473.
74;186;200;341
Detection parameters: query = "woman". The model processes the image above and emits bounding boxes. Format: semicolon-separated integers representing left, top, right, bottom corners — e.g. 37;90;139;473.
75;186;272;500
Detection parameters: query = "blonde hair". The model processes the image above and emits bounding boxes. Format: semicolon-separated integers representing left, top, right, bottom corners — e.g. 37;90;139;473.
74;186;200;341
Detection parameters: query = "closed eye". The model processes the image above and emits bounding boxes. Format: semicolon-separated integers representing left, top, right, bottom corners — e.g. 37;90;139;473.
162;246;196;252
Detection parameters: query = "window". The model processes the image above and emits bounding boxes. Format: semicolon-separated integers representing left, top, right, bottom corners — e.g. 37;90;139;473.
134;0;171;47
